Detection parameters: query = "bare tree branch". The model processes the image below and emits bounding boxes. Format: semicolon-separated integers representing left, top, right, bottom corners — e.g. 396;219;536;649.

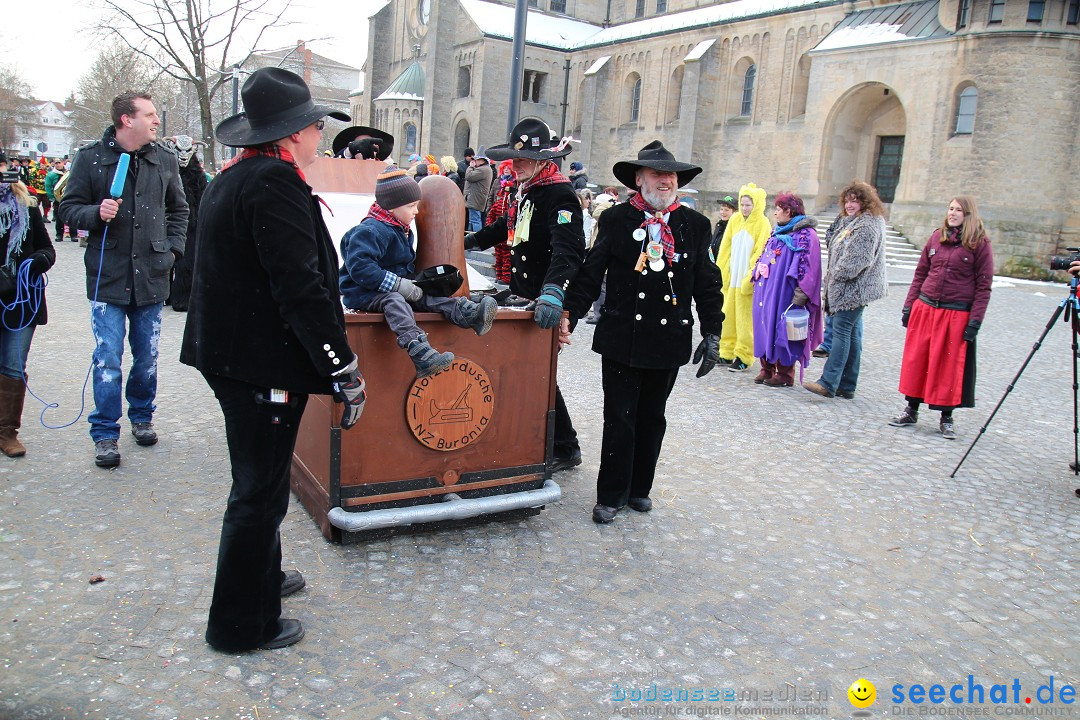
89;0;294;168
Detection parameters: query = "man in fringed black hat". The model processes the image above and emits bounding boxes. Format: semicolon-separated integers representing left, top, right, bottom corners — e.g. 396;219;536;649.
561;141;725;524
466;118;586;473
181;67;368;652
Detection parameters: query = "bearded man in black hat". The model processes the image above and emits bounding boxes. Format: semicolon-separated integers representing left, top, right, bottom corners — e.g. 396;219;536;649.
561;141;725;524
466;118;586;473
180;67;367;653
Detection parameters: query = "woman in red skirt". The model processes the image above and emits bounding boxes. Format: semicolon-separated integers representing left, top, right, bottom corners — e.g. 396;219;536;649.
889;196;993;439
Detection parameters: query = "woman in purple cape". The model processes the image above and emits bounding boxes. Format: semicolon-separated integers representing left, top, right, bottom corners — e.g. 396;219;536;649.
750;192;823;387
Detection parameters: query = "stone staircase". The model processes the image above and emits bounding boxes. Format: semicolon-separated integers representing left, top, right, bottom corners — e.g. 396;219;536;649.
814;211;921;270
465;248;501;282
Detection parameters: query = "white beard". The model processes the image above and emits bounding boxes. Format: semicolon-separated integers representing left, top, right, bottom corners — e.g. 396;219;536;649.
641;188;676;210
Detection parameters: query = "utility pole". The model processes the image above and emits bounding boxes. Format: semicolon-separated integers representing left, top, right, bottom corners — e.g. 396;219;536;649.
507;0;529;139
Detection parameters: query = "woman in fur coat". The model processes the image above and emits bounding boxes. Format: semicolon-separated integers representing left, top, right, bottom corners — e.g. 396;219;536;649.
803;180;887;400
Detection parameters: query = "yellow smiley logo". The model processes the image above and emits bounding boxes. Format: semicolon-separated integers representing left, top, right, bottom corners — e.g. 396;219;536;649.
848;678;876;708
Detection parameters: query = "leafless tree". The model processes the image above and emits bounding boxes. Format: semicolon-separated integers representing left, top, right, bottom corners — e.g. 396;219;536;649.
94;0;293;169
0;65;35;151
71;42;181;146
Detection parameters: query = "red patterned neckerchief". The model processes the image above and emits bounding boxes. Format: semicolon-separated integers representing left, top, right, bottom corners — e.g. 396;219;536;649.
507;161;569;233
366;201;411;232
629;192;681;262
220;144;305;181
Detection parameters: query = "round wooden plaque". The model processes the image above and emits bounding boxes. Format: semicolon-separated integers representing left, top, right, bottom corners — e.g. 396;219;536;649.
405;358;495;452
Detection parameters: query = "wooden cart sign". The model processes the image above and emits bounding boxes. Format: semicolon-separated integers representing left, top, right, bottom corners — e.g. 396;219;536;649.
406;357;495;452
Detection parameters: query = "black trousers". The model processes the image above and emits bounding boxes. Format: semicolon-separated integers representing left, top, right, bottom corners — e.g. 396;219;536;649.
596;358;679;508
203;372;309;652
554;384;579;458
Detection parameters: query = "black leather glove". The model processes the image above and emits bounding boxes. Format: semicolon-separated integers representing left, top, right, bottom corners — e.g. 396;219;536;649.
791;287;809;307
692;333;721;378
27;252;51;274
963;321;980;343
902;307;911;328
464;232;479;251
533;284;564;330
331;358;366;430
396;277;423;303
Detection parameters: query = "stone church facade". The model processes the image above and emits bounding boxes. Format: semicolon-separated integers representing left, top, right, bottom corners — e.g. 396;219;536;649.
359;0;1080;266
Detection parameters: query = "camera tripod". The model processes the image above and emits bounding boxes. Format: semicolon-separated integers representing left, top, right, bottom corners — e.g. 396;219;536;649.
951;275;1080;497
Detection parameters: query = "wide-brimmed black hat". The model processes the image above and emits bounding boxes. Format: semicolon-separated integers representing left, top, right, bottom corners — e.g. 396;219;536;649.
612;140;701;190
486;118;572;161
216;67;349;148
332;126;395;160
413;264;463;297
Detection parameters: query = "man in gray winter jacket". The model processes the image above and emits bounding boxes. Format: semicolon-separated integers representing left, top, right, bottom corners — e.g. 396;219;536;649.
463;154;492;231
59;92;188;468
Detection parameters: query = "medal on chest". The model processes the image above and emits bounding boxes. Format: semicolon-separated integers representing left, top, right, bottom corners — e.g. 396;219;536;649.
633;228;649;272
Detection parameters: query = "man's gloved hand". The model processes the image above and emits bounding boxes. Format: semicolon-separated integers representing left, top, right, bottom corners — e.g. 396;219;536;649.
533;284;564;329
27;252;51;275
331;358;366;430
346;137;382;160
902;306;911;328
963;320;980;343
692;333;721;378
396;277;424;303
464;232;479;251
791;287;809;307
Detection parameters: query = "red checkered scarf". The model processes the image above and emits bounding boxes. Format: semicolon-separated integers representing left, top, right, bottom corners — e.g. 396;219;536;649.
220;145;305;181
366;201;410;232
507;161;569;233
629;192;681;263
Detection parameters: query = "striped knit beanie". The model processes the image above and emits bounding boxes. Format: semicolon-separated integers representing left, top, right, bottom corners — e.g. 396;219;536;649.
375;165;422;210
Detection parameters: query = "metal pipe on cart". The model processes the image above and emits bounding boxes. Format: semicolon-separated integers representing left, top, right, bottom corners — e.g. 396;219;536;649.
327;479;563;532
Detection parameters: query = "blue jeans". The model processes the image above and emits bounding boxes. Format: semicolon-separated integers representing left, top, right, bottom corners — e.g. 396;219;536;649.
88;301;163;441
466;209;483;232
816;307;863;394
818;315;833;353
0;325;36;380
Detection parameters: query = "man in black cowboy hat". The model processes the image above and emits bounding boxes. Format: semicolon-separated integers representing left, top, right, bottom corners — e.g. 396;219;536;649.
561;140;725;524
466;118;586;473
181;67;367;653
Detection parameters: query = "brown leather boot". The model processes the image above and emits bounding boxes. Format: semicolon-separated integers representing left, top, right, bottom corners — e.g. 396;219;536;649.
0;375;27;457
754;360;775;384
764;364;795;387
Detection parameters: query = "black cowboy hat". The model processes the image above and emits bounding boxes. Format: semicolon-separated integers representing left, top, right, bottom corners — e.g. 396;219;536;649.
413;264;464;297
332;126;395;160
612;140;702;190
485;118;572;161
216;67;349;148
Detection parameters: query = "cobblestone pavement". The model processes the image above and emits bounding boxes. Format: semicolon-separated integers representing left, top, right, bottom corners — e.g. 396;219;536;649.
1;241;1077;719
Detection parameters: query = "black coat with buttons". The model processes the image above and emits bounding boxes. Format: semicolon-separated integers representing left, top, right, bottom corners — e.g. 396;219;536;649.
472;181;584;299
564;201;725;369
180;155;352;395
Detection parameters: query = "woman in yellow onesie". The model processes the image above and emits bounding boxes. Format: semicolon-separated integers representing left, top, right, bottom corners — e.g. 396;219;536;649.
716;183;770;371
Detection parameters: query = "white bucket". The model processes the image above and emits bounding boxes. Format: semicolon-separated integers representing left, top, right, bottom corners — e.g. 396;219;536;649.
784;305;809;341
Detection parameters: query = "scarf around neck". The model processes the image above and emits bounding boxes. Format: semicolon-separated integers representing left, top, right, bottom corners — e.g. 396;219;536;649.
366;202;411;232
0;184;29;268
220;145;306;181
771;215;808;252
508;161;569;235
629;192;680;262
